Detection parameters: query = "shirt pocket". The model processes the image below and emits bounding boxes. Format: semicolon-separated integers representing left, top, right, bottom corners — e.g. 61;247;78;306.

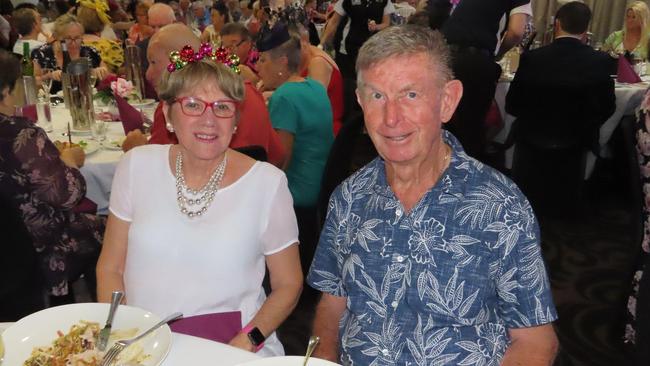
405;259;495;326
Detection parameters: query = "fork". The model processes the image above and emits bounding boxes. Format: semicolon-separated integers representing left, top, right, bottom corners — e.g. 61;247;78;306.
99;312;182;366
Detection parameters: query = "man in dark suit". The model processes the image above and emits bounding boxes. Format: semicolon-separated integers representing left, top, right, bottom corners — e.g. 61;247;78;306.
506;1;615;150
427;0;529;163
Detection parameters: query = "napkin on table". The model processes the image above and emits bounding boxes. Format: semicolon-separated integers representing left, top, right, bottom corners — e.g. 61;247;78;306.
114;94;144;134
169;311;243;344
617;56;642;83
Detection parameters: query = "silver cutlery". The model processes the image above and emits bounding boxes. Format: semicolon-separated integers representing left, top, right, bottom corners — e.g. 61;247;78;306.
97;291;124;351
303;335;320;366
99;312;182;366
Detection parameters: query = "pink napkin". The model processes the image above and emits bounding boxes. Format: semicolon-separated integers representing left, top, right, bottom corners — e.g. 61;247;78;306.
73;197;97;214
617;56;642;83
114;94;144;134
169;311;242;343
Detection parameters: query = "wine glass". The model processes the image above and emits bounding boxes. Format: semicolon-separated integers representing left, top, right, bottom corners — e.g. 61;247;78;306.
90;119;108;148
41;67;53;105
0;330;4;365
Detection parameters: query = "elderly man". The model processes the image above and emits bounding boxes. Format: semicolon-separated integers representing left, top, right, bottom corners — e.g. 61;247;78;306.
135;3;177;76
307;25;558;365
123;23;285;166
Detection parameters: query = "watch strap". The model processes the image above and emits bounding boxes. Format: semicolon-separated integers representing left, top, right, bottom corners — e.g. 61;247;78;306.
242;325;265;352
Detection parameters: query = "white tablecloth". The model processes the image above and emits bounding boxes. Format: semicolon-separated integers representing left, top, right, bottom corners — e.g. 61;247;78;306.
493;79;647;177
0;322;260;365
45;105;125;215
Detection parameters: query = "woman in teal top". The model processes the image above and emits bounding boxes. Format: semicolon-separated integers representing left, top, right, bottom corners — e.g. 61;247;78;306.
256;23;334;271
257;25;334;208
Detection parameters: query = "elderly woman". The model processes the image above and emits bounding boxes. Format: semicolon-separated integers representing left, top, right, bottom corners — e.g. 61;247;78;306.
96;47;302;356
76;0;125;73
32;14;107;94
256;24;333;271
127;1;153;44
201;1;231;44
604;1;650;61
288;22;343;135
0;50;104;306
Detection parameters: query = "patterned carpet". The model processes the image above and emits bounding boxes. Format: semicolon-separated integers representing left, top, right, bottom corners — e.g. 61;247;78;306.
278;159;641;365
540;182;637;366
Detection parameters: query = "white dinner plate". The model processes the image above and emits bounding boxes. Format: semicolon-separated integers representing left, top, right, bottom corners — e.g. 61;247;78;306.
129;98;156;108
105;137;125;150
235;356;341;365
80;139;100;154
2;303;173;366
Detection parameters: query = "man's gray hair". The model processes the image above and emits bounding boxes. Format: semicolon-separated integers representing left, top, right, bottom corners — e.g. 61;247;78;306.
356;25;454;88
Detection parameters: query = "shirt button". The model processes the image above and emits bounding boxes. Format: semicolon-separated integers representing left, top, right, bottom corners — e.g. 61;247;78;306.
395;207;402;216
391;301;398;308
382;349;390;356
396;255;404;263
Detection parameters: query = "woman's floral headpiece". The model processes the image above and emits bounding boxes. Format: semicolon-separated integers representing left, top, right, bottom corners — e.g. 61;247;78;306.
167;43;241;74
77;0;111;25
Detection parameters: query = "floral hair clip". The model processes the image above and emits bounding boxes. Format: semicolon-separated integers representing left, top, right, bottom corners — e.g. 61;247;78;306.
167;43;241;74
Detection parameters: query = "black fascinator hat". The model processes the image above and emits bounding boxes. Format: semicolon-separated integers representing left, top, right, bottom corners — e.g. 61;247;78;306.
255;3;308;52
256;22;291;52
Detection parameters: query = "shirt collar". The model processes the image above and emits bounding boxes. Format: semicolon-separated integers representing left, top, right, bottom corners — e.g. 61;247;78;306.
372;130;471;199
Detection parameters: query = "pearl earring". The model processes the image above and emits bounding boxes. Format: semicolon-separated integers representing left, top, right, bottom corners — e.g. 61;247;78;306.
278;71;283;76
166;123;175;133
233;126;238;134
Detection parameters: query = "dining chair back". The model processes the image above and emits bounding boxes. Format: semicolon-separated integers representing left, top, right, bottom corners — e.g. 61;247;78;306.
0;192;45;321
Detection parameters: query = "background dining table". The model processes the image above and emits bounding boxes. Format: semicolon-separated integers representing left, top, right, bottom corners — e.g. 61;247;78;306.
0;321;261;365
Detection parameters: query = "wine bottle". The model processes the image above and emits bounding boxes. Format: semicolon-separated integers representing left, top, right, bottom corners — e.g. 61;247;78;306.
21;42;34;76
61;41;71;72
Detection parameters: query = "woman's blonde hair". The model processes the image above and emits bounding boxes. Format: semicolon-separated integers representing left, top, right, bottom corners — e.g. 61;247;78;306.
77;5;105;34
626;1;650;40
52;13;84;40
159;59;245;119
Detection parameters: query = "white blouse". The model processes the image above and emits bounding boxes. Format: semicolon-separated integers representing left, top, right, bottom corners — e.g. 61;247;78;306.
109;144;299;356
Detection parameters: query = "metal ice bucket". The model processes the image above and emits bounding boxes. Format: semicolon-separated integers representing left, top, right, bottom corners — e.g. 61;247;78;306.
63;59;94;131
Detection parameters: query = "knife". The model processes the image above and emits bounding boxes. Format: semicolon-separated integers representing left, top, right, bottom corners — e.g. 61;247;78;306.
98;291;124;351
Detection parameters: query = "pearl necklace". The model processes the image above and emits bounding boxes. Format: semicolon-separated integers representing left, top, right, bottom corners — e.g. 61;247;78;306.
175;151;227;218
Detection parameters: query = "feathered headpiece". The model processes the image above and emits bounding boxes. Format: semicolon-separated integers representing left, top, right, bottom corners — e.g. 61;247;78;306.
77;0;111;25
167;43;241;74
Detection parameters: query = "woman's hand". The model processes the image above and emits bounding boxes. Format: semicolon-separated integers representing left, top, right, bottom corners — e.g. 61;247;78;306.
51;69;63;81
228;331;256;353
60;146;85;168
368;20;377;31
93;66;110;81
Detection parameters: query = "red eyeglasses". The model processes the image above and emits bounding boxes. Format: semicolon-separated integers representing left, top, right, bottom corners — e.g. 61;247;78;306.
172;96;239;118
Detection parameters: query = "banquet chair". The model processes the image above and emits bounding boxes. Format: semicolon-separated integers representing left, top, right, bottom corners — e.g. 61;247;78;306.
510;121;588;216
234;145;268;162
0;193;45;321
620;115;644;253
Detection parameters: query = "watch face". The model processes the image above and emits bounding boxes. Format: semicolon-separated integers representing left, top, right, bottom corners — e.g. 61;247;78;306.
247;327;265;346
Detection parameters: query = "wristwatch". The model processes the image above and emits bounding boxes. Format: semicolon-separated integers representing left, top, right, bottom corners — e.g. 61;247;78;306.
243;325;265;352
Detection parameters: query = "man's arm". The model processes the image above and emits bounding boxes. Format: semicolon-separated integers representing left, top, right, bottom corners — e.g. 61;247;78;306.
311;293;347;362
496;12;528;59
501;324;559;365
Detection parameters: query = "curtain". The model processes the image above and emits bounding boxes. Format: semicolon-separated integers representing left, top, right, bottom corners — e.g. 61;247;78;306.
531;0;645;44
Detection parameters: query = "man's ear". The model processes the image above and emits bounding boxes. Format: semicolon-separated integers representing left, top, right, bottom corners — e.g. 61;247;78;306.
440;79;463;124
